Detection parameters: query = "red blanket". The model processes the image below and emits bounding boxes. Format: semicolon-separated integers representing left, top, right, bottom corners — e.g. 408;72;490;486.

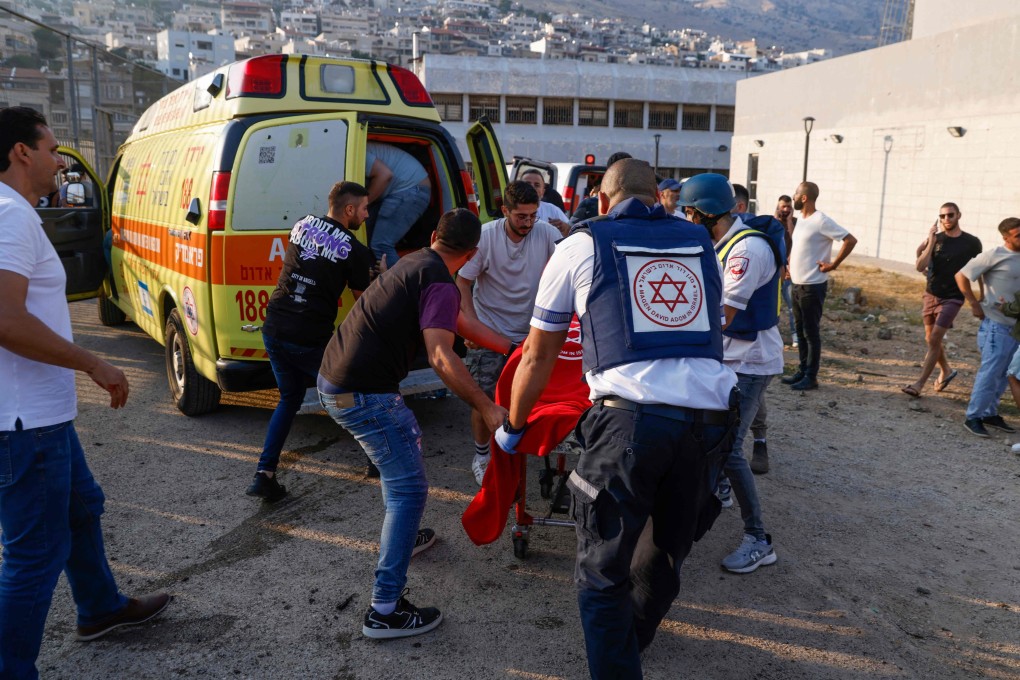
461;320;591;545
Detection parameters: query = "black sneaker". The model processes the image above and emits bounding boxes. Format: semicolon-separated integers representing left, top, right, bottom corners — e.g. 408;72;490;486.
412;528;436;557
363;590;443;639
790;377;819;391
780;371;805;385
982;415;1016;433
964;418;990;438
245;472;288;502
750;441;769;474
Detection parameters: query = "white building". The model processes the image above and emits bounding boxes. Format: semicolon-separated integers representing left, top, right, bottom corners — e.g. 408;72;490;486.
728;0;1020;264
156;29;236;81
418;54;743;177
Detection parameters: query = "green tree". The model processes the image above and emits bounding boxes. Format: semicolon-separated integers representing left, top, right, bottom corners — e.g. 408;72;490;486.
32;27;62;61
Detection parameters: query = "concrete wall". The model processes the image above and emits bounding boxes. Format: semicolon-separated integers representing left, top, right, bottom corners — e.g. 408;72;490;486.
729;16;1020;264
421;54;742;172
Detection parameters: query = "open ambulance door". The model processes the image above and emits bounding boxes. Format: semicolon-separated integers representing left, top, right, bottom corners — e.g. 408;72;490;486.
465;118;507;221
35;147;109;301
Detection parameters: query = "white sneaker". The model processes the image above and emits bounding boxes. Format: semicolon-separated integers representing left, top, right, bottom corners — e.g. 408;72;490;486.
472;453;490;486
721;533;777;574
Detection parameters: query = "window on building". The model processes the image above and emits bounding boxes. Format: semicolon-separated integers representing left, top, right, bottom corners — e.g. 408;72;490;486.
578;99;608;127
543;98;573;126
614;101;643;128
432;93;463;122
681;104;711;131
196;40;213;50
468;95;500;123
506;96;537;124
648;103;677;130
746;154;759;214
715;105;735;132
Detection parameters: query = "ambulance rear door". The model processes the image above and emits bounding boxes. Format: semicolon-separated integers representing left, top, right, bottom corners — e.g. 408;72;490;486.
465;118;507;221
211;112;361;380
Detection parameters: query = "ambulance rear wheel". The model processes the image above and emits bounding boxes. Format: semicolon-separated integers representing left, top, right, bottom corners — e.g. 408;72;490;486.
97;293;127;326
165;308;221;416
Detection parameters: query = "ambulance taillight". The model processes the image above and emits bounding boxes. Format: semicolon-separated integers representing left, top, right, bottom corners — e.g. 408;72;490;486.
563;185;576;214
208;172;230;231
387;64;433;107
226;55;286;99
460;169;479;216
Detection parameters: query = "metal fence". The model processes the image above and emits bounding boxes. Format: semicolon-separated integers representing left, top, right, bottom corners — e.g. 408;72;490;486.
1;6;182;178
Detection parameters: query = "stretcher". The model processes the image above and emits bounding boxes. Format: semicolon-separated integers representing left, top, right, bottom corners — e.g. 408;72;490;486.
462;319;591;558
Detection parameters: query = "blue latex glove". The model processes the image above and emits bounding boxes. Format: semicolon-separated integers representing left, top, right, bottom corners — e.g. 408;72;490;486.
494;418;525;455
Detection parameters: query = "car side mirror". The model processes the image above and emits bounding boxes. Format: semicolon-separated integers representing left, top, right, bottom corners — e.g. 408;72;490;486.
65;183;86;206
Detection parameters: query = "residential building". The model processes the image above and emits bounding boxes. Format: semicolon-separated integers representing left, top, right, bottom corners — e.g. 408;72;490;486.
156;29;235;80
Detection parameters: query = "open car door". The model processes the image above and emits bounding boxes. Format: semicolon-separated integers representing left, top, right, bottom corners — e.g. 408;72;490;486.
466;118;507;222
35;147;108;301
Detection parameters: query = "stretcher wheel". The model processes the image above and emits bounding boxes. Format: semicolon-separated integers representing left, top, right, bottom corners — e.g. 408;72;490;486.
513;536;529;559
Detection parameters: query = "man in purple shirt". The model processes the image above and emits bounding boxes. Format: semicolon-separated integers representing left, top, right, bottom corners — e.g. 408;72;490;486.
317;208;507;640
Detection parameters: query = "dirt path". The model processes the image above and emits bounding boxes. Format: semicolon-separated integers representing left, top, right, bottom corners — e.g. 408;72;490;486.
33;263;1020;679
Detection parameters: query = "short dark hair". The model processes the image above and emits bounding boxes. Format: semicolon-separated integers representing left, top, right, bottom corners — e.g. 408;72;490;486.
605;151;632;169
0;106;48;172
328;181;369;213
731;183;750;206
435;208;481;252
777;195;792;203
998;217;1020;236
941;201;960;214
503;180;540;210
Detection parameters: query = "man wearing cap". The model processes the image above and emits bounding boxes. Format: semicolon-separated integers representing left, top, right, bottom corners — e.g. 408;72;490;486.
501;159;737;678
657;178;682;216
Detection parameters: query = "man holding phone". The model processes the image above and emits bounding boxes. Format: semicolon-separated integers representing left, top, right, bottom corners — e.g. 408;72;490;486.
902;203;981;397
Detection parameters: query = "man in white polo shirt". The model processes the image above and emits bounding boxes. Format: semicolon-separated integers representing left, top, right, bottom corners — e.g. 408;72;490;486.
782;181;857;390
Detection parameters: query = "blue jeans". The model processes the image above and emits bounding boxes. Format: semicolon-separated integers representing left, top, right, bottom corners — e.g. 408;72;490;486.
966;319;1018;420
718;373;770;540
0;421;127;679
781;279;795;337
571;401;734;679
371;184;431;267
792;281;828;379
319;391;426;604
258;332;326;473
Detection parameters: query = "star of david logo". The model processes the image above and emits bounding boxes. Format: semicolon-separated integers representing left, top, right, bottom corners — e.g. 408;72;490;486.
648;273;689;312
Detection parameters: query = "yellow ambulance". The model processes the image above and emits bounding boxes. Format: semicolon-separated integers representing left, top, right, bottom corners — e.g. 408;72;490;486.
40;54;509;415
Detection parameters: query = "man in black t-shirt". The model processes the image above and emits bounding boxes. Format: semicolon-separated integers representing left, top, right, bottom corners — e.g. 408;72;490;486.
246;181;375;502
317;209;508;640
903;202;982;397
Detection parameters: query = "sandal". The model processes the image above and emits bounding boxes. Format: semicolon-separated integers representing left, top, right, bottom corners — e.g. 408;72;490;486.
901;385;921;398
934;369;958;392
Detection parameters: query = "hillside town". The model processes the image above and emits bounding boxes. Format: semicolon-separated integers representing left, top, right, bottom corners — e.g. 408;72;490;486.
2;0;831;83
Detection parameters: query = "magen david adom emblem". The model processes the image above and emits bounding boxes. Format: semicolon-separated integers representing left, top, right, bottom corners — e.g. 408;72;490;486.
631;258;704;329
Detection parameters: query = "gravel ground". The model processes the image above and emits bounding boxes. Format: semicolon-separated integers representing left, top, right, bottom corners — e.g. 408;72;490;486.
30;271;1020;679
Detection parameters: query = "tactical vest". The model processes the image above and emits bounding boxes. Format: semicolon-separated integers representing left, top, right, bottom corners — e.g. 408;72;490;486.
575;198;724;374
715;228;781;341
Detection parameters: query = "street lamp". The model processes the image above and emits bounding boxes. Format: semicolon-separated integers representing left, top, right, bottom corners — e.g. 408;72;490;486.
802;116;815;182
653;133;661;175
